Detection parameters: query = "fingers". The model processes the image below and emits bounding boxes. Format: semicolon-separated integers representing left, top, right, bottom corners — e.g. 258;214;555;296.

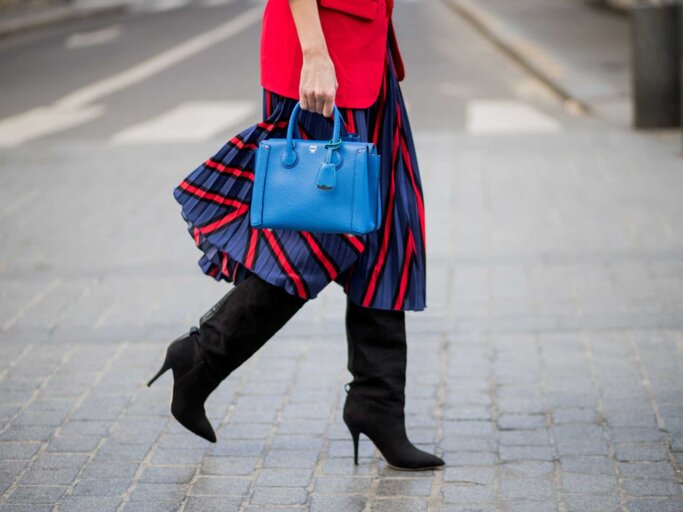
322;97;334;118
300;90;335;116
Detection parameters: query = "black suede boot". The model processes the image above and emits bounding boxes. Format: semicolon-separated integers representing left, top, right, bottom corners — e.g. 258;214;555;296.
147;273;307;442
342;298;445;470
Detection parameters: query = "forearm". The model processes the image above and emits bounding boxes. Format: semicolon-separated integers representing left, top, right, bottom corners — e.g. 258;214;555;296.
288;0;328;58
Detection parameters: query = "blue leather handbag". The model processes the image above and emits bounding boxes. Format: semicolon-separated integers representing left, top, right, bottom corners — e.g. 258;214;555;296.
250;101;382;235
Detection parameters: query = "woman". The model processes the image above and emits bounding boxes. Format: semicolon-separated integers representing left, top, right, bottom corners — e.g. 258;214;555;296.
147;0;444;471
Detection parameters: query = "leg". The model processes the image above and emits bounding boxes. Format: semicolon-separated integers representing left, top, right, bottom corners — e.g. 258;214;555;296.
148;273;307;442
343;297;444;470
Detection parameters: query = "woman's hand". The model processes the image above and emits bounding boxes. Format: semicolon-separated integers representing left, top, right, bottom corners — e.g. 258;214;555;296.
299;50;338;118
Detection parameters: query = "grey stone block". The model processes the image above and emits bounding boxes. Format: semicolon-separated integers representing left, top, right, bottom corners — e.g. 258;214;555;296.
189;476;251;496
565;494;621;512
560;473;617;494
310;494;366;512
314;476;373;494
622;478;682;497
500;479;555;500
559;456;614;475
618;462;677;480
254;468;314;487
444;467;495;485
138;465;197;483
499;461;554;479
375;478;431;496
71;478;131;496
442;483;496;504
6;484;67;503
128;482;189;502
249;487;308;505
370;497;429;512
184;497;244;512
628;499;683;512
56;495;121;512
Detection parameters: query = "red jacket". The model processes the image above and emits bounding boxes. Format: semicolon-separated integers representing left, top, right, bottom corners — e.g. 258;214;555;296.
260;0;405;109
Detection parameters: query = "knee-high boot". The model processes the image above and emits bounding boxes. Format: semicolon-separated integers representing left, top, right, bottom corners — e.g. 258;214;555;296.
342;297;445;470
147;273;307;442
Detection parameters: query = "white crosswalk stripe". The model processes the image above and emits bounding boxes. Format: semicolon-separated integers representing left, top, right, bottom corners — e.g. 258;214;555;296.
466;99;561;135
109;100;255;144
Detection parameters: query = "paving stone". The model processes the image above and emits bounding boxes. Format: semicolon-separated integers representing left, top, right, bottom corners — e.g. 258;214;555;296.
560;473;617;494
442;483;496;503
121;501;182;512
189;476;251;496
499;446;554;461
184;497;245;512
262;450;318;469
375;478;432;496
128;482;189;501
627;499;683;512
78;462;140;480
499;461;554;479
310;494;366;512
56;495;121;512
444;467;496;485
622;478;682;497
314;476;373;494
370;497;428;511
6;485;67;503
18;466;81;485
46;435;101;452
0;442;40;460
71;478;131;496
559;456;615;475
250;487;308;505
618;462;677;480
498;414;546;430
614;443;669;462
564;494;621;512
504;501;558;512
500;479;555;500
254;468;314;487
138;465;196;483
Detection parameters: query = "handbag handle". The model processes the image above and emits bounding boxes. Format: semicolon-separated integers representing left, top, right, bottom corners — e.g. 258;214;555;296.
283;102;344;190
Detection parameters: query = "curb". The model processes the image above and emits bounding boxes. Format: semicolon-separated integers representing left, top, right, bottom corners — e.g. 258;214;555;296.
441;0;591;115
0;2;130;39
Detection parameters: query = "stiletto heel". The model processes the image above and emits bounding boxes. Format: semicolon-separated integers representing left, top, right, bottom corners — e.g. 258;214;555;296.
147;354;171;387
348;425;360;465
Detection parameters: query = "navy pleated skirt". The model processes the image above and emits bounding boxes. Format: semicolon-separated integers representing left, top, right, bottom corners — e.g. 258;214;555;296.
173;41;426;311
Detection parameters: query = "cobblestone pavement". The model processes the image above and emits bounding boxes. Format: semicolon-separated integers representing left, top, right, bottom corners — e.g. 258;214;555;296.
1;0;682;511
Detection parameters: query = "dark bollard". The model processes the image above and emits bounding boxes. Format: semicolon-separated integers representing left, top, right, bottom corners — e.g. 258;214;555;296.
631;3;681;129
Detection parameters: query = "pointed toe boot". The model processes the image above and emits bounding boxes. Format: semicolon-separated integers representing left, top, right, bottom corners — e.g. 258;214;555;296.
342;298;445;471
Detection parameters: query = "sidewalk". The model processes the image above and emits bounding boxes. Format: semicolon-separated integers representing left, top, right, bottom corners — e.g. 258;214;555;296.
0;0;129;38
443;0;632;126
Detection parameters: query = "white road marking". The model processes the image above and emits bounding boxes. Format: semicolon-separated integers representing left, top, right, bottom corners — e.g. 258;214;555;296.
0;104;105;150
109;100;255;144
65;25;121;49
466;100;561;135
0;6;262;149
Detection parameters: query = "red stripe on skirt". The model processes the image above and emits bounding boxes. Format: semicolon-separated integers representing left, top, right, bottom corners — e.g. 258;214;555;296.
362;121;400;307
197;203;249;235
343;234;364;253
245;228;259;268
393;229;416;309
179;181;247;208
301;231;338;280
262;229;308;299
204;159;255;181
397;107;426;245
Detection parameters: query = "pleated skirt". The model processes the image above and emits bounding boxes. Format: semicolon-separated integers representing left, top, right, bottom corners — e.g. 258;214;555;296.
173;40;426;311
